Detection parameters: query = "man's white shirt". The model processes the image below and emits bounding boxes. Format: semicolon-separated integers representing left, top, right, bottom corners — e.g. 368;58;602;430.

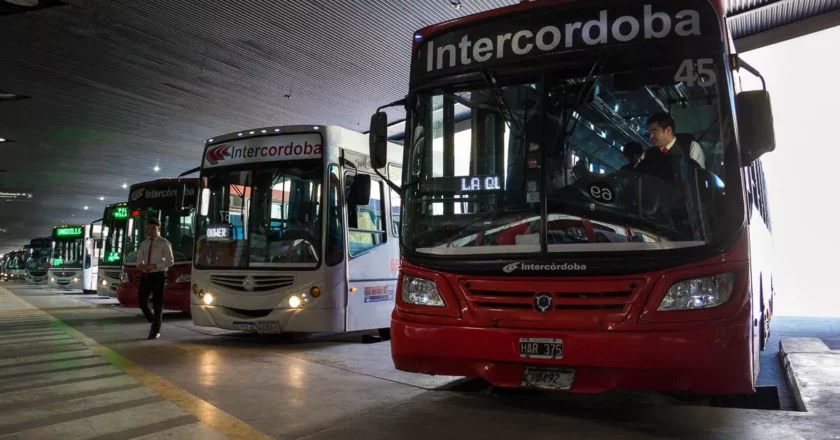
137;236;174;273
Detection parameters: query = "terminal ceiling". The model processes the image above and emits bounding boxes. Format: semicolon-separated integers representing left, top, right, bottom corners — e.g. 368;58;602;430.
0;0;838;252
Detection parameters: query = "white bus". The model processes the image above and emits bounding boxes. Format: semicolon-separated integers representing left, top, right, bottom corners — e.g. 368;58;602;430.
191;125;403;337
97;202;128;297
49;224;101;292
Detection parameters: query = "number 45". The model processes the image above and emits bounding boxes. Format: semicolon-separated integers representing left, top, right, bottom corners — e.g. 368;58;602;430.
675;59;716;87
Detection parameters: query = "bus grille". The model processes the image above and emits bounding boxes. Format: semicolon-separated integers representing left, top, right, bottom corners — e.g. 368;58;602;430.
460;278;644;324
28;271;48;277
104;271;121;280
52;271;77;278
210;274;295;292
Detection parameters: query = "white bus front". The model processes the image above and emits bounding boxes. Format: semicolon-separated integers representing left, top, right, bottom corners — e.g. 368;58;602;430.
191;125;401;335
49;225;85;290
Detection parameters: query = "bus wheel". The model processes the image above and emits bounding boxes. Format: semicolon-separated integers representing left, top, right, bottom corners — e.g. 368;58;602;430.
377;328;391;341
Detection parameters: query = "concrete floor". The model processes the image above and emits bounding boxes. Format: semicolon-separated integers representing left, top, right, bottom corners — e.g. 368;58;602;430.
1;283;838;440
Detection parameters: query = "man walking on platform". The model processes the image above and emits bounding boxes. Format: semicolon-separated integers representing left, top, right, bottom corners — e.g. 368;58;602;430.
136;217;174;340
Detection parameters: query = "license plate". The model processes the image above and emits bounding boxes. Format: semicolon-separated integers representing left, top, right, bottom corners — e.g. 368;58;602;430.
519;337;564;359
520;367;575;390
232;321;281;333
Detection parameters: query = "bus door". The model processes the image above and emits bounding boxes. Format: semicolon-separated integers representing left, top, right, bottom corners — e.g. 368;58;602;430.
344;153;399;331
83;224;102;292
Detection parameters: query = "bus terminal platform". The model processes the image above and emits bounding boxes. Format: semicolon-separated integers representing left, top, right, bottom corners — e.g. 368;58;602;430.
1;283;838;440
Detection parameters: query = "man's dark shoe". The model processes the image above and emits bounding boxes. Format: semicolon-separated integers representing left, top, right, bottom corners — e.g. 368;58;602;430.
148;331;160;340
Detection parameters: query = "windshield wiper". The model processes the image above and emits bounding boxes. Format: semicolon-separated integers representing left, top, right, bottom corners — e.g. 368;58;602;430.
563;52;609;137
426;204;537;246
483;69;521;133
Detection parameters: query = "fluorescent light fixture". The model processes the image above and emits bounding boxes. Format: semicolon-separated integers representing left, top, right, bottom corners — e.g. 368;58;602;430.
0;138;5;142
83;206;89;210
99;196;104;201
122;183;127;189
153;165;160;172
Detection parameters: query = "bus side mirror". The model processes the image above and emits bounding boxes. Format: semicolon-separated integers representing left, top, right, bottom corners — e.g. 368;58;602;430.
737;90;776;165
348;174;371;207
200;188;210;216
369;112;388;170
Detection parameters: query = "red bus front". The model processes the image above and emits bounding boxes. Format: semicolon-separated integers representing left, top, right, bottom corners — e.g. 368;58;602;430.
385;0;775;394
117;178;197;313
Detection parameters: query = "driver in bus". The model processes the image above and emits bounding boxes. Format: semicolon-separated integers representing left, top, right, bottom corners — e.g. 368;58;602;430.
645;112;706;169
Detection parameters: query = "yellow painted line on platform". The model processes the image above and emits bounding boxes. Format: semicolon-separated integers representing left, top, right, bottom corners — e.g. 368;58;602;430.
0;287;274;440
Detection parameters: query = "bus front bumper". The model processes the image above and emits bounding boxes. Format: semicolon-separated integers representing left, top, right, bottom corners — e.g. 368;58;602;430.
49;277;81;290
117;283;191;312
191;304;345;333
26;276;48;285
391;316;754;395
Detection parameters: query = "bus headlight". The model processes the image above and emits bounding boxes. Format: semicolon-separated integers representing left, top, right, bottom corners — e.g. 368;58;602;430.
175;273;191;283
101;279;108;287
402;276;444;307
50;277;55;283
289;295;302;308
72;277;80;283
658;273;735;311
202;292;214;305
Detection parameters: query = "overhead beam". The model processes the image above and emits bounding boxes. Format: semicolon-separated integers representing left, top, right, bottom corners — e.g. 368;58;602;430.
734;7;840;53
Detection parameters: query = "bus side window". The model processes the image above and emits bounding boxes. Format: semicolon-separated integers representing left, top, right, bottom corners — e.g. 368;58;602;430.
347;175;386;257
388;164;402;237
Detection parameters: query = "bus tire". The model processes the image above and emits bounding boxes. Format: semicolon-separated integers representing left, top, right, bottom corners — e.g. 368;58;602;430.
378;328;391;341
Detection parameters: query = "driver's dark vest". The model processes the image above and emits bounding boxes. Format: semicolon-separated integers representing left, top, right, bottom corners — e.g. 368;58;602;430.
666;133;695;157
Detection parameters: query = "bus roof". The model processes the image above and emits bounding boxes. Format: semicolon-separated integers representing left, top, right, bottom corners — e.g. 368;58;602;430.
203;124;402;166
412;0;726;53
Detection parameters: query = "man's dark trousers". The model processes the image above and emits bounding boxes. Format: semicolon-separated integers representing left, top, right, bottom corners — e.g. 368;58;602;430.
138;272;166;334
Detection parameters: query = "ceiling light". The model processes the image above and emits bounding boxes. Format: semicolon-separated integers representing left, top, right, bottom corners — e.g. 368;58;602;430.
99;196;104;201
0;89;31;102
153;165;160;172
122;183;127;189
450;0;462;10
5;1;40;7
0;138;5;142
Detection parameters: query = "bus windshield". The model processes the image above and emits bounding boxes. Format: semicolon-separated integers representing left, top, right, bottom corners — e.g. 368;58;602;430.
28;239;51;271
405;54;741;256
124;210;195;264
196;160;323;269
52;238;84;268
100;206;128;266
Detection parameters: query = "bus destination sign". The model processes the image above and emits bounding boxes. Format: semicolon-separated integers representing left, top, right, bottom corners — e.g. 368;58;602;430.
55;227;83;238
113;206;129;219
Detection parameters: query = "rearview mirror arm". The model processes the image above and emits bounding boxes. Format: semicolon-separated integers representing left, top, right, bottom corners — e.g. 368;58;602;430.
733;56;766;90
373;167;401;194
377;98;407;113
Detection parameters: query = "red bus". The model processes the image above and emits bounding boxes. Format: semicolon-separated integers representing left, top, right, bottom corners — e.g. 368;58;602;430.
117;178;197;313
368;0;777;394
